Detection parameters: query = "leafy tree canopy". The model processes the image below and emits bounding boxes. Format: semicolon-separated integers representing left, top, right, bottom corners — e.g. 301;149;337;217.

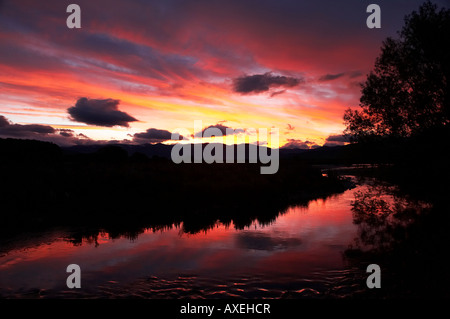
344;1;450;141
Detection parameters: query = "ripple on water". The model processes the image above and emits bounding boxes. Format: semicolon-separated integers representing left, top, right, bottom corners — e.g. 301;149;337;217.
0;266;366;299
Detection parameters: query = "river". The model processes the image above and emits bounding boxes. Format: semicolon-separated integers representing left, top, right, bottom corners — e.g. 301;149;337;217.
0;172;427;298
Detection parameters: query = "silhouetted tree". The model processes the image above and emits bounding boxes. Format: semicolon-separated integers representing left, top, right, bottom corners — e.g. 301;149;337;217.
344;1;450;141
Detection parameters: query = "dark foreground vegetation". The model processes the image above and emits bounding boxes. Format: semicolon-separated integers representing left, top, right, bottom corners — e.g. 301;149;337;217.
0;138;352;242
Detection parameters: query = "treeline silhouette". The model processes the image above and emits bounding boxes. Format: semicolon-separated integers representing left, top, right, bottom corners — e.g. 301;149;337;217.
0;138;352;242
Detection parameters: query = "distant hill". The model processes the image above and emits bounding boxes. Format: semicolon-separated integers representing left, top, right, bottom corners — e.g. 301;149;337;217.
282;143;404;164
2;137;402;165
63;142;173;159
0;138;62;163
63;142;279;162
63;141;390;164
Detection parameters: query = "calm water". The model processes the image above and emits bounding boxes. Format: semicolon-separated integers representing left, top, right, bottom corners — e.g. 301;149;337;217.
0;177;397;299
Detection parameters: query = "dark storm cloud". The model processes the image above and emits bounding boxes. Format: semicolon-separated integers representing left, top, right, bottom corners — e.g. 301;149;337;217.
68;98;138;127
194;123;245;138
133;128;185;143
232;72;302;94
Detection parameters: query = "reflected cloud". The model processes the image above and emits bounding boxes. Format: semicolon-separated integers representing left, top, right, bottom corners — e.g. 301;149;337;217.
235;231;302;251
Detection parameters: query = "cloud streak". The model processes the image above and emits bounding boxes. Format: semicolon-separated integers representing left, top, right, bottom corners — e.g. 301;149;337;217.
319;73;345;82
232;72;302;95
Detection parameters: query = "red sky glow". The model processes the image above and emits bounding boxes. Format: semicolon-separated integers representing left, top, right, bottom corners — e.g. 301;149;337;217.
0;0;443;147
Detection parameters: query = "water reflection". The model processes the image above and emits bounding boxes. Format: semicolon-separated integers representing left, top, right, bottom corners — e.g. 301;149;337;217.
0;184;362;298
341;178;448;298
1;174;437;299
347;180;432;252
57;192;341;249
235;232;303;251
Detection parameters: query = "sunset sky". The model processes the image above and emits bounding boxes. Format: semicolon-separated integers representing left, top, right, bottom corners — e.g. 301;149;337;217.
1;0;446;148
